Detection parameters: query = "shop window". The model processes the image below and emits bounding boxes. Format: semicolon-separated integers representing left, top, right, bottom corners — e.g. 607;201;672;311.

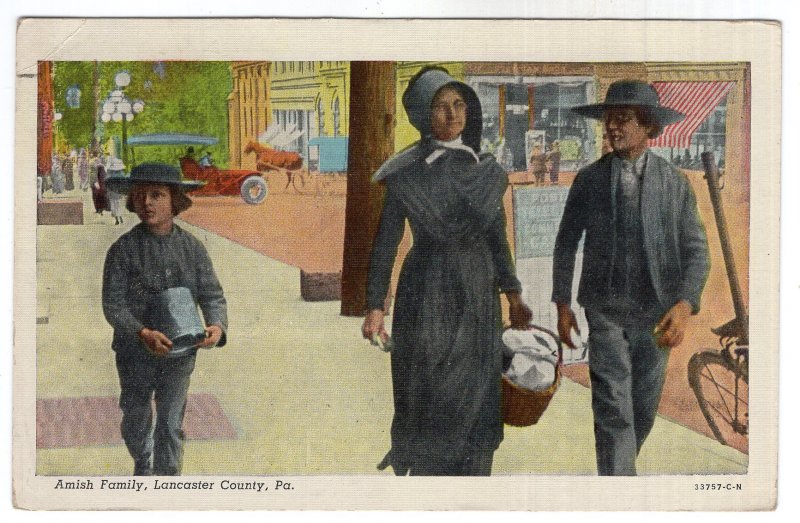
469;77;595;172
332;97;341;137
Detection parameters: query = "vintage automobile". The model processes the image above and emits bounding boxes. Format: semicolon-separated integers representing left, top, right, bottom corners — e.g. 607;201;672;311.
128;133;269;204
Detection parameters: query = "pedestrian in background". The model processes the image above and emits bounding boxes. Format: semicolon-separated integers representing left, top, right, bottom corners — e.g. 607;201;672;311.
106;158;127;225
78;148;90;191
91;163;109;215
64;150;76;191
529;144;547;185
547;140;561;185
103;162;227;476
51;152;65;194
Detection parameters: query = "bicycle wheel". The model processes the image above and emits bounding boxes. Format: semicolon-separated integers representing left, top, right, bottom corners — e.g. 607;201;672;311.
687;350;749;450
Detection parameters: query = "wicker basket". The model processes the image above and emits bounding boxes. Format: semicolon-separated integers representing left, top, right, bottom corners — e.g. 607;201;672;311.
502;366;560;426
501;324;563;427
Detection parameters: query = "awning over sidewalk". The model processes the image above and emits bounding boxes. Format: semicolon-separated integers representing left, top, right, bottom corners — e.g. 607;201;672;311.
650;81;734;148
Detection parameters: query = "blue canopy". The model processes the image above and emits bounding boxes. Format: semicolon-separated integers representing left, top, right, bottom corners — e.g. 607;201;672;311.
127;133;219;147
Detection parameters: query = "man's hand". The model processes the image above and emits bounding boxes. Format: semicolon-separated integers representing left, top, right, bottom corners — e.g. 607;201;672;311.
138;327;173;356
654;300;692;348
507;291;533;330
556;303;581;349
196;325;223;348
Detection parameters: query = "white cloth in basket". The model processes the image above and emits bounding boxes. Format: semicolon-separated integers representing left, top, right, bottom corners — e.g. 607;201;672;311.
502;329;558;391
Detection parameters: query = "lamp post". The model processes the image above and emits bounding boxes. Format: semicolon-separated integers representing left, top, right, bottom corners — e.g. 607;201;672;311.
101;71;144;166
53;110;62;152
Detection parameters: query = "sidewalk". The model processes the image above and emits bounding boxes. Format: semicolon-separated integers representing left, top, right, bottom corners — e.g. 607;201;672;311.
34;189;747;476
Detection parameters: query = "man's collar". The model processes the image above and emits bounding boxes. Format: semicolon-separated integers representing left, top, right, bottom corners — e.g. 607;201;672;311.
614;149;649;175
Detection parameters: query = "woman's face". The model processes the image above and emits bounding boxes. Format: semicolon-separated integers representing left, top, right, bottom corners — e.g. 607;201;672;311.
430;87;467;141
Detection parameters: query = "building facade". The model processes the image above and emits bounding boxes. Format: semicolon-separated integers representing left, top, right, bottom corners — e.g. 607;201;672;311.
228;61;749;191
228;61;272;170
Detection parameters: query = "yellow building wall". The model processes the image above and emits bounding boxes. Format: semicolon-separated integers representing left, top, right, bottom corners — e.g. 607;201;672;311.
229;61;271;169
268;61;350;139
318;61;350;137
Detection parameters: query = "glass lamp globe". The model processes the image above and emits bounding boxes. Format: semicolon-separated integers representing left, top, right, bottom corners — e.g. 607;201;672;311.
132;100;145;114
101;113;111;123
118;101;132;114
112;112;123;122
114;71;131;88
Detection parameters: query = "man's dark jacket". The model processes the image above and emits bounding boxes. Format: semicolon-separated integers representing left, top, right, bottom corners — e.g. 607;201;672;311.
552;151;709;314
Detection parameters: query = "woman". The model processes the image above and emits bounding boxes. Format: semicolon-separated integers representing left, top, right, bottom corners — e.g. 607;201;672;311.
77;147;90;191
106;158;127;225
91;162;109;214
361;67;531;476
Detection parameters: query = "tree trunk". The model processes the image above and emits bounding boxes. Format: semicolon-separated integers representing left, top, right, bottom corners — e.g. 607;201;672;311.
91;60;100;154
37;61;54;176
340;61;396;316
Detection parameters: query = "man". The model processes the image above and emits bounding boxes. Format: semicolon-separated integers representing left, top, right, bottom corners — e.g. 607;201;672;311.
552;80;709;475
103;163;228;475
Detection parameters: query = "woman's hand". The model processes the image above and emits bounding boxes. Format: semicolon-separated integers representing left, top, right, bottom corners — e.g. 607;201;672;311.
506;291;533;330
138;327;172;356
362;309;388;344
196;325;223;348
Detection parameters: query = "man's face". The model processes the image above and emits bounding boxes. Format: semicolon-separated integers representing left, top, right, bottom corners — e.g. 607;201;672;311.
603;107;653;159
430;87;467;141
130;183;174;233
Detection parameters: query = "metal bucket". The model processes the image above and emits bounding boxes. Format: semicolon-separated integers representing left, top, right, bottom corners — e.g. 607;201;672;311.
148;287;205;358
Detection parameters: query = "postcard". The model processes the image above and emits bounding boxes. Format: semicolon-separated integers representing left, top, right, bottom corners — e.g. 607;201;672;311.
14;18;780;510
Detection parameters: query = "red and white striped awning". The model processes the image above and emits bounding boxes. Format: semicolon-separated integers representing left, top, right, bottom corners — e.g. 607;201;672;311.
649;81;734;148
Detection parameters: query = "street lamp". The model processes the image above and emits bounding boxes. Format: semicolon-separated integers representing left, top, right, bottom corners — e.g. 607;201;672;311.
53;110;62;152
101;71;144;166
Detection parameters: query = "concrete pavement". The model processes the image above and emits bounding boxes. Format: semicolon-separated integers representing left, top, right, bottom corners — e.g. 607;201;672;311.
34;189;747;476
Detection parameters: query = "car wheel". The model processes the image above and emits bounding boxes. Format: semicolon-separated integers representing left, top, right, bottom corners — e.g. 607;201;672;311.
240;175;268;204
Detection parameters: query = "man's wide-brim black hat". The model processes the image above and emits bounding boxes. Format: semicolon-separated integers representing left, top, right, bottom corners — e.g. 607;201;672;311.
105;162;205;194
571;80;685;127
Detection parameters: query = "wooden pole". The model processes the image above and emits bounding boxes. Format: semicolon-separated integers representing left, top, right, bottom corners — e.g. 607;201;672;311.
37;61;54;176
340;61;396;316
701;152;748;341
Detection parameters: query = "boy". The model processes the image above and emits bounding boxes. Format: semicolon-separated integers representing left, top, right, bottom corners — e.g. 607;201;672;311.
103;162;228;476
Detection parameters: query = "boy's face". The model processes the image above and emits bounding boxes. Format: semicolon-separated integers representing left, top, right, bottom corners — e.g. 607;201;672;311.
130;183;174;234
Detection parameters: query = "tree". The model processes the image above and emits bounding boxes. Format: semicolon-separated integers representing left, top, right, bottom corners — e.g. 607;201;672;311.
53;61;232;166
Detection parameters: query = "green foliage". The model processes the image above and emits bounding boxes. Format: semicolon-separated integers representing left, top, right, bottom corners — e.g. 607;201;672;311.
53;61;232;168
52;62;96;151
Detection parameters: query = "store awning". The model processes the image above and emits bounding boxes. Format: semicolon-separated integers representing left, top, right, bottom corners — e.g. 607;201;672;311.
649;81;734;148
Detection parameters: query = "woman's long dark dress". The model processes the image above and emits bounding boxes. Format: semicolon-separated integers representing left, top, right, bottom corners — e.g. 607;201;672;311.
367;142;521;474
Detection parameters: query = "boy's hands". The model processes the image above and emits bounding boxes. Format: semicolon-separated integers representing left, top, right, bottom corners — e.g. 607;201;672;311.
138;327;172;356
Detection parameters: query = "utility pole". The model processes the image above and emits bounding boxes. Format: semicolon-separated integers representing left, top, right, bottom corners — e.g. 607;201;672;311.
340;61;396;317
